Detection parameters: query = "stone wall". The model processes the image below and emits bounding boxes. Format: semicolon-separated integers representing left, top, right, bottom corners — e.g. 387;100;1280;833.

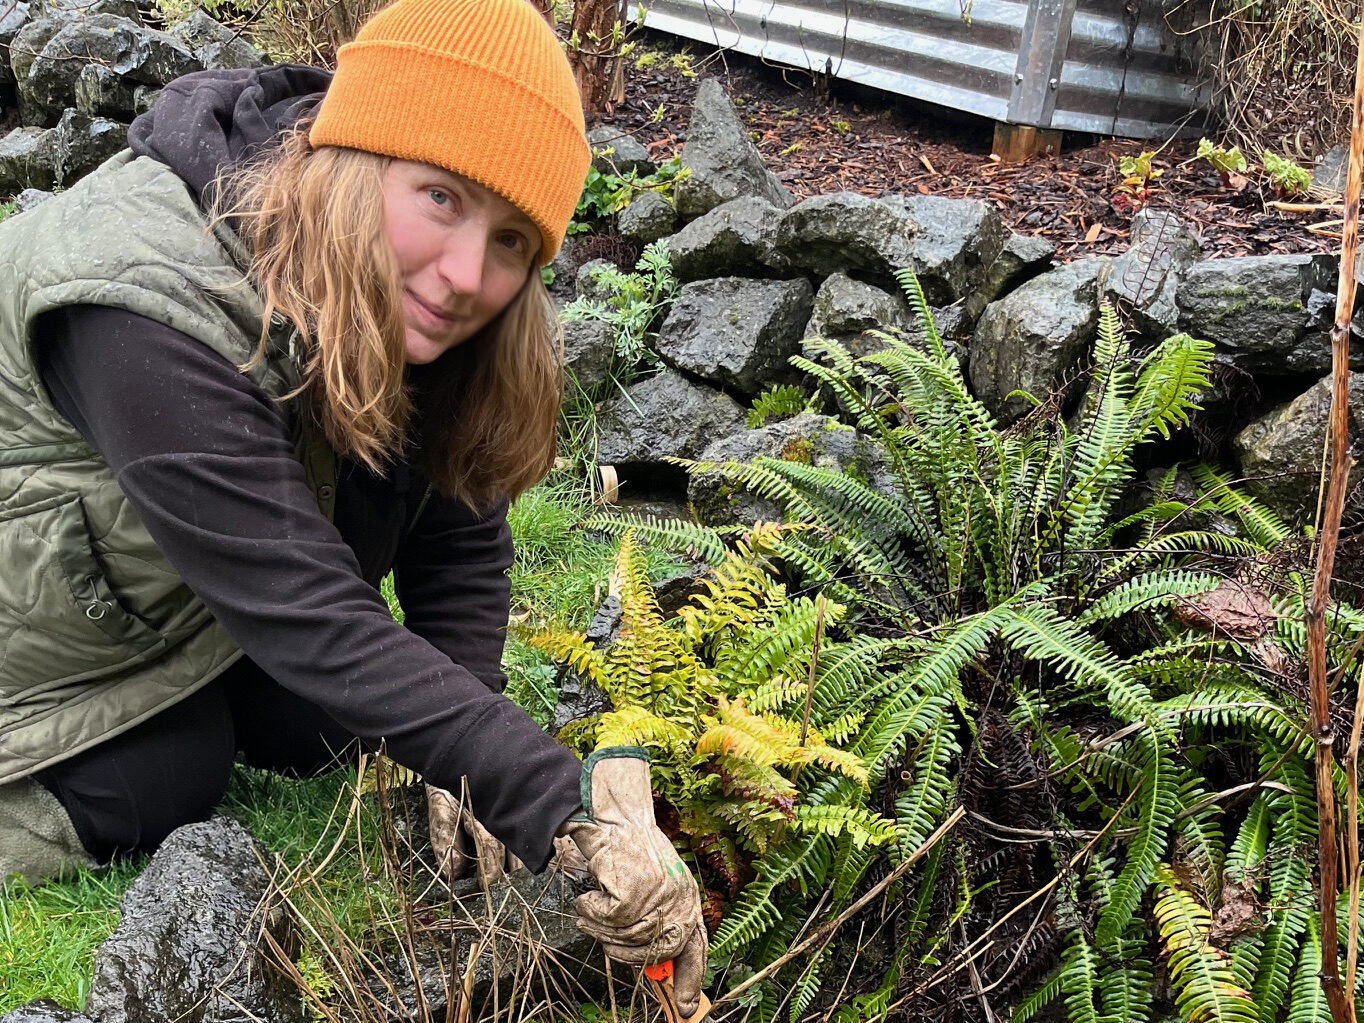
568;79;1361;532
0;0;263;200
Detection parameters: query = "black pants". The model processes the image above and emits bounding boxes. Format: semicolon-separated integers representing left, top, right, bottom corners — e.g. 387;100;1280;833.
35;659;359;863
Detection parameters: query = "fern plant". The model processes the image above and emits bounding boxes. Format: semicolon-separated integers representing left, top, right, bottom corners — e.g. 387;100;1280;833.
532;526;901;912
584;277;1364;1021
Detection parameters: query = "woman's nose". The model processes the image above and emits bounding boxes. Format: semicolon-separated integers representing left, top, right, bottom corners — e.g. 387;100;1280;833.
437;231;486;297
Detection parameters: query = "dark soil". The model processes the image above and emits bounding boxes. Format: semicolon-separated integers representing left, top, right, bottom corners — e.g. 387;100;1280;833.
590;33;1340;263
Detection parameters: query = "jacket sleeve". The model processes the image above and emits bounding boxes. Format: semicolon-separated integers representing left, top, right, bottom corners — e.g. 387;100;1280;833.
393;493;514;694
34;304;583;870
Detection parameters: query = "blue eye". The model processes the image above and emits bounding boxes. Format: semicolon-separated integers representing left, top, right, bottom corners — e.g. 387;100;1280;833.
428;189;452;207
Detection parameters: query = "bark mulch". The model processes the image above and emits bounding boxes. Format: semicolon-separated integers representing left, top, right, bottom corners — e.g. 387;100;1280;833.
590;35;1341;263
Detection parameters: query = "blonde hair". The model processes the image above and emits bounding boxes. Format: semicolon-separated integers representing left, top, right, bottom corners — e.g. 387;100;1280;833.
212;125;562;509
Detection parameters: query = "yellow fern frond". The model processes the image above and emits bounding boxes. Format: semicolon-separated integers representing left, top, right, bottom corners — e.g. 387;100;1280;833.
696;697;800;767
596;705;691;749
716;754;798;804
1152;866;1258;1023
745;675;807;714
529;628;604;685
611;530;666;635
793;742;870;787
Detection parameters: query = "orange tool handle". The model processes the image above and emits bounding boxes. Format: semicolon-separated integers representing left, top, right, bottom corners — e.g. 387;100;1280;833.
643;959;710;1023
644;960;674;982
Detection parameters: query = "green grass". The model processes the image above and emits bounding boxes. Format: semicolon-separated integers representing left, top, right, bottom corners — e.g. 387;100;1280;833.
1;860;144;1011
0;200;16;223
0;472;689;1014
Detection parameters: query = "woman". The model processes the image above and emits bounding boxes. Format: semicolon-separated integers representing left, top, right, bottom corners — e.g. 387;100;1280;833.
0;0;704;1012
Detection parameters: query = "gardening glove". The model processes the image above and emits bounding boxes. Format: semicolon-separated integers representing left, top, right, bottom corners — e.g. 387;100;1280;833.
426;780;523;883
559;747;708;1019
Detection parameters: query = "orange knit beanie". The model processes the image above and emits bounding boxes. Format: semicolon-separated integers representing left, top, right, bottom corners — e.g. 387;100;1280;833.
310;0;590;263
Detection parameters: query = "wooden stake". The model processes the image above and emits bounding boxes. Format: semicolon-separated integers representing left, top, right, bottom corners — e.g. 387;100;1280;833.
1311;10;1364;1023
990;123;1061;163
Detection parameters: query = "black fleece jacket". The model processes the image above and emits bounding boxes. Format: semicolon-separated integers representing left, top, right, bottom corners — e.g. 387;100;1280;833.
31;66;583;872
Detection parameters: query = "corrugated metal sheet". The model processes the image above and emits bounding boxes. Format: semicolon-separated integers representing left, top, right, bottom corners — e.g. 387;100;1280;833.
631;0;1207;138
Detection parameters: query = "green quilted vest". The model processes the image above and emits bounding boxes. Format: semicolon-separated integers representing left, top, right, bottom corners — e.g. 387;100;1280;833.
0;151;336;783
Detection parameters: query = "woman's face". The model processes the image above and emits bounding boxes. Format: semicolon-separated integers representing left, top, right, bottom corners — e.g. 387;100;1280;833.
380;160;540;365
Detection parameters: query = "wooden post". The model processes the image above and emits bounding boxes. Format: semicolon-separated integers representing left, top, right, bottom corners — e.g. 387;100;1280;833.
991;123;1062;163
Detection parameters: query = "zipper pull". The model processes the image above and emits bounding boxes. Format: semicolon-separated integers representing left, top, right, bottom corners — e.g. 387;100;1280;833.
83;576;111;620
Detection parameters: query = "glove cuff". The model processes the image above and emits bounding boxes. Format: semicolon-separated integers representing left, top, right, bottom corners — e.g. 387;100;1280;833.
569;745;650;823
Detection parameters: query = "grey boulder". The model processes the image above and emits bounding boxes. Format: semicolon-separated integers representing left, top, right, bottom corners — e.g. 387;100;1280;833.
561;317;616;395
971;258;1104;423
596;368;747;465
689;412;876;526
964;231;1056;322
657;277;814;396
663;195;786;282
0;1004;94;1023
771;191;916;284
51;108;126;184
0;125;59;192
74;61;137;119
617;190;675;247
574;258;616;303
0;1;29;95
86;816;304;1023
675;78;791;218
15;187;54;211
20;14;202;125
805;272;914;350
1104;207;1200;336
168;10;266;70
1232;372;1364;524
881;193;1008;306
1177;253;1337;375
587;125;655;177
9;16;63;125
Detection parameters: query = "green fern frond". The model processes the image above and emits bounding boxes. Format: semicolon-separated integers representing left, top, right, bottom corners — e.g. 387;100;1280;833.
1059;931;1103;1023
748;384;811;428
787;946;828;1023
1153;865;1258;1023
1285;916;1333;1023
582;512;731;564
1130;332;1214;441
1250;752;1316;1021
1011;966;1065;1023
793;804;898;847
710;835;831;954
1000;604;1158;729
893;710;959;855
1097;735;1178;946
1188;464;1290;548
1080;571;1223;626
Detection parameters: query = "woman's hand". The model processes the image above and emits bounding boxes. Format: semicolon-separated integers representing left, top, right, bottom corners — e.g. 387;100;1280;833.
558;748;707;1019
426;781;523;883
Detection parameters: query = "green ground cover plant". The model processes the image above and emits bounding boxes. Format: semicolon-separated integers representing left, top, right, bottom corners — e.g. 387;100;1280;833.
559;241;678;383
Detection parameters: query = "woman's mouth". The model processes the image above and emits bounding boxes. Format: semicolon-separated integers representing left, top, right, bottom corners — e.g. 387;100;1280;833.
407;290;456;329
